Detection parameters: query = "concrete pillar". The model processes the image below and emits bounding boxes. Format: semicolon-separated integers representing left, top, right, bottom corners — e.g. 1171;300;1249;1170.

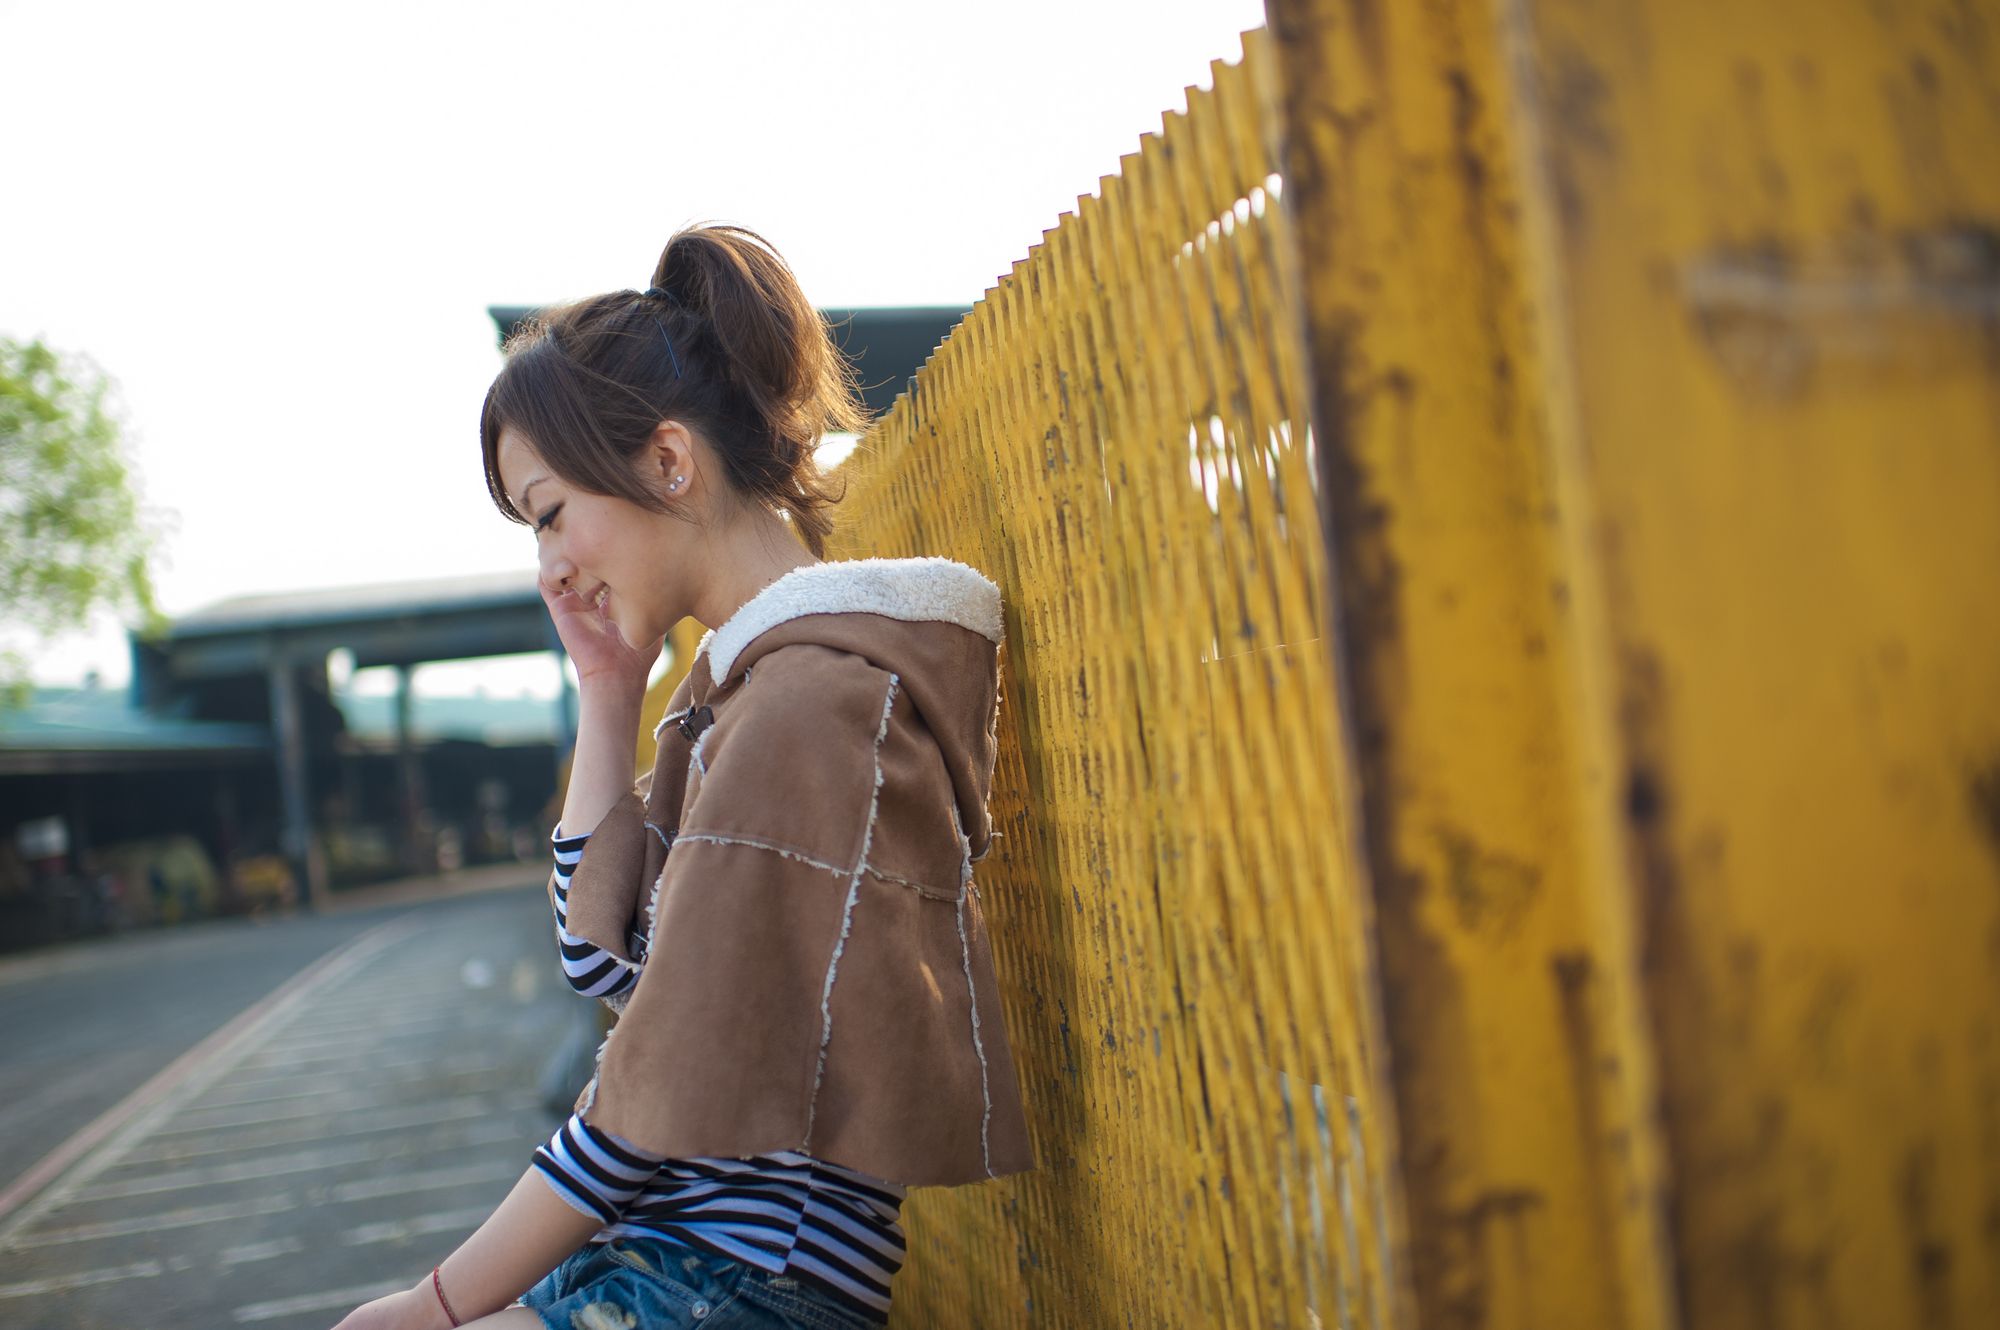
266;658;326;909
395;663;431;875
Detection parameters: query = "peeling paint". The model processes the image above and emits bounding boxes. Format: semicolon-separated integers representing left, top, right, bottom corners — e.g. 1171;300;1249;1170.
1682;223;2000;395
1435;825;1542;940
1968;759;2000;873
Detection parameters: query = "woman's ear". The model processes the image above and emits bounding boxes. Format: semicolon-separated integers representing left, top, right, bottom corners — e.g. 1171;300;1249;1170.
646;420;697;498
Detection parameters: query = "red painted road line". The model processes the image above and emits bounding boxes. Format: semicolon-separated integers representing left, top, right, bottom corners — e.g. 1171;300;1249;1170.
0;920;411;1230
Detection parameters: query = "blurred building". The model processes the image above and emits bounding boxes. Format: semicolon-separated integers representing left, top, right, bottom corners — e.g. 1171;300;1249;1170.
0;571;567;951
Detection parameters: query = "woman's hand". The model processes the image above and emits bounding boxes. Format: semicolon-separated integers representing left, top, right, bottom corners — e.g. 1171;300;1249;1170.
324;1171;600;1329
541;578;661;693
328;1282;449;1330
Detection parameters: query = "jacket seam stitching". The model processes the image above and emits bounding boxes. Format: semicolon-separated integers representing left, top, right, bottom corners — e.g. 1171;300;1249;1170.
803;671;899;1150
671;830;961;901
952;802;996;1177
673;830;848;877
865;864;960;902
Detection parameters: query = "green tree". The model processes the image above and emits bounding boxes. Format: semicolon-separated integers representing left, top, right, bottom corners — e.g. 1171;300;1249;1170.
0;336;165;710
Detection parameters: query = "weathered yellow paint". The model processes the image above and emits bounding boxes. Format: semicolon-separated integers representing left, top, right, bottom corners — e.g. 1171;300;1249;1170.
1517;4;2000;1326
1268;2;1681;1326
1274;0;2000;1326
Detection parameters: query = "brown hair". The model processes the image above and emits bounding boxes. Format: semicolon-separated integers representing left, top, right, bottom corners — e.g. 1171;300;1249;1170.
480;223;870;558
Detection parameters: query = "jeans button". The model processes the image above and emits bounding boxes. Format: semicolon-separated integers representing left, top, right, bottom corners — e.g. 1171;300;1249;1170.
691;1300;710;1319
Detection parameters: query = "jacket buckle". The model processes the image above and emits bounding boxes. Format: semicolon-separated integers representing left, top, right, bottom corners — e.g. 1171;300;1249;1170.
676;705;715;742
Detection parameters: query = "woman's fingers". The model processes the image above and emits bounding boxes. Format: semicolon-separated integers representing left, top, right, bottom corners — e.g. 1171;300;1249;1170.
538;584;659;691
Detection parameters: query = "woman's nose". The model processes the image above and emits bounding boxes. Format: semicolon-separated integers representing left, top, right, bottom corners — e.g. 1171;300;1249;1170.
538;543;574;595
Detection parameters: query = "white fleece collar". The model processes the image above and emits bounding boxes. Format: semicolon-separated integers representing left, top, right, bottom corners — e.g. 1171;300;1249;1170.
698;556;1003;682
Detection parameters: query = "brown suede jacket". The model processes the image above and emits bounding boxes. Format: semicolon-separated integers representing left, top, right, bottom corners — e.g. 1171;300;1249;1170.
556;556;1034;1187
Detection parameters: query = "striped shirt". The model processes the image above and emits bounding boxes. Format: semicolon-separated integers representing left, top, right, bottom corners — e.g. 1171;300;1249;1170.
532;827;906;1323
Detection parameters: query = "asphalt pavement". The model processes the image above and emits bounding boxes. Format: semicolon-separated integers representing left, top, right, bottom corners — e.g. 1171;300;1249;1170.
0;873;593;1330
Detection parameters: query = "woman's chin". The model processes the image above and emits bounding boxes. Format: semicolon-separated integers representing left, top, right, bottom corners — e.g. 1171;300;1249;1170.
608;611;651;651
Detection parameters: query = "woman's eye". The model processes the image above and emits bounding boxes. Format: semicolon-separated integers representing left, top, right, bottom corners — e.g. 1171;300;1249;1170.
534;504;561;533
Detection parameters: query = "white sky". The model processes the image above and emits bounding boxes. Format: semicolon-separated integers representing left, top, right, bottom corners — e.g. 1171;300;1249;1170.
2;0;1266;697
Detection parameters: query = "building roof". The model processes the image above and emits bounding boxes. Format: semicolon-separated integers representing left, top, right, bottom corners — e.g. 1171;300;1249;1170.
171;569;541;637
149;568;551;679
0;686;270;775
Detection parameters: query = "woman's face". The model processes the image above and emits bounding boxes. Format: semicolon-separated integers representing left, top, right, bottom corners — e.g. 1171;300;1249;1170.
494;425;693;649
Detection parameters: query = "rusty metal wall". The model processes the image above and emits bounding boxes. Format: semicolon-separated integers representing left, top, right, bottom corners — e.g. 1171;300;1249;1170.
1272;0;2000;1327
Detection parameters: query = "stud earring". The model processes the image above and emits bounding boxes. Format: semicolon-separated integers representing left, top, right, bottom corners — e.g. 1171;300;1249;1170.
667;475;684;492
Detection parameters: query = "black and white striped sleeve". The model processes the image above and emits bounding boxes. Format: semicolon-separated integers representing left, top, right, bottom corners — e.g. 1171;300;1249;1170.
530;1110;665;1223
550;826;648;997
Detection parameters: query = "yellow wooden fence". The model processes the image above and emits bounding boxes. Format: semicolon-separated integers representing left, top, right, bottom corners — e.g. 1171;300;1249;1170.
636;4;2000;1326
821;23;1400;1327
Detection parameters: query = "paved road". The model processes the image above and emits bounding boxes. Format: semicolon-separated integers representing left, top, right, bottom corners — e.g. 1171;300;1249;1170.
0;882;595;1330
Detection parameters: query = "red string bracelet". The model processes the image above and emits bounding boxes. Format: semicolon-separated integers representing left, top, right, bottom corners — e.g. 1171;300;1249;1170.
431;1265;462;1327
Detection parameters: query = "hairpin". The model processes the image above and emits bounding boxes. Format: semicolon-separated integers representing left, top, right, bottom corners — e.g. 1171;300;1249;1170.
640;287;683;378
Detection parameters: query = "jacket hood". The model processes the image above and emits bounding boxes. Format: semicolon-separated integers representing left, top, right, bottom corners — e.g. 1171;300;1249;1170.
690;556;1006;858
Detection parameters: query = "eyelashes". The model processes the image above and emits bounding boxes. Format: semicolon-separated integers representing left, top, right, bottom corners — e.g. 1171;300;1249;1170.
534;504;562;533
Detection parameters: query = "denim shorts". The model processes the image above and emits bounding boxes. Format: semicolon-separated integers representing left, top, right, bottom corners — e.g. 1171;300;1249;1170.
516;1236;879;1330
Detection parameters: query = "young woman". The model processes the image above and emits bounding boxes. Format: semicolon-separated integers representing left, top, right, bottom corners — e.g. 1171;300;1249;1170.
332;224;1031;1330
